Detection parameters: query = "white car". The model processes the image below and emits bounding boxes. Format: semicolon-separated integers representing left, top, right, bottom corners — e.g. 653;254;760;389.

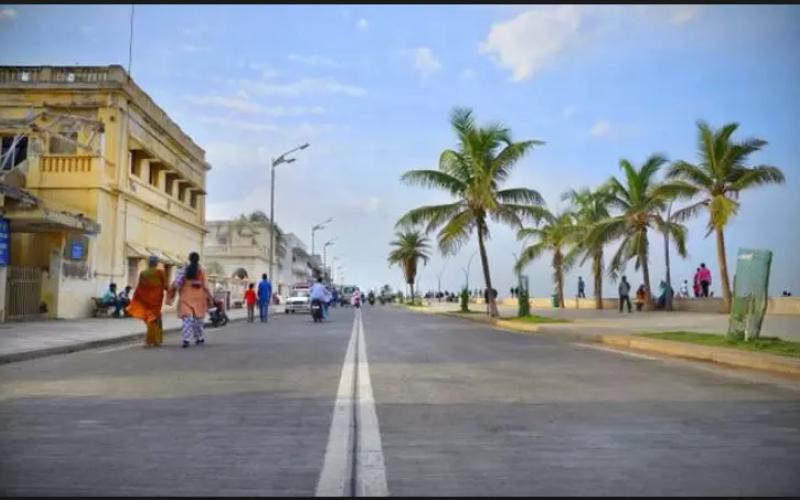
285;289;310;314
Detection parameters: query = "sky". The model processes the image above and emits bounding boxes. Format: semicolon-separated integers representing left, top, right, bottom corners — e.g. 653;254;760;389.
2;4;799;297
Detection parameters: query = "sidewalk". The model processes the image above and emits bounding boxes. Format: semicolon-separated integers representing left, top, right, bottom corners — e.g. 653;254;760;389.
417;301;800;342
0;305;285;364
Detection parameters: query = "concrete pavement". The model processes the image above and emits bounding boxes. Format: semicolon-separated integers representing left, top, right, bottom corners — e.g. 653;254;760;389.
1;304;799;496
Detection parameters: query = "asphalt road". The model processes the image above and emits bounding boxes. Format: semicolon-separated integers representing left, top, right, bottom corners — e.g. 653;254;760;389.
1;305;799;496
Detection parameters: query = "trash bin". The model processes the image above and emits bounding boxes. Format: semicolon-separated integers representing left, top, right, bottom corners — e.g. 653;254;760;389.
551;294;560;308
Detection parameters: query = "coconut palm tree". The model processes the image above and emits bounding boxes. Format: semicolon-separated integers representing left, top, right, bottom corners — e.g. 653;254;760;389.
589;154;692;304
396;107;547;317
515;210;582;308
666;121;785;312
387;230;431;301
562;187;614;309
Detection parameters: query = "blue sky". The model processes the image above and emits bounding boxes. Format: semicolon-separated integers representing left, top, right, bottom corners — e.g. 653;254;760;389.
2;4;799;296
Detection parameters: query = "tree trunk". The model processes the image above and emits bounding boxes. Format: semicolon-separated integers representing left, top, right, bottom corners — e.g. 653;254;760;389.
476;221;498;317
554;250;565;308
640;230;652;309
409;281;415;304
593;250;603;310
715;227;732;313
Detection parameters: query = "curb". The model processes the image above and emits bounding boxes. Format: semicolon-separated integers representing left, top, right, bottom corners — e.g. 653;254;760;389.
600;335;800;377
0;316;248;366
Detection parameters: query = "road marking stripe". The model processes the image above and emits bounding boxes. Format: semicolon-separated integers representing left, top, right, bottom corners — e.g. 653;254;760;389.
355;310;389;497
571;342;657;360
316;312;358;496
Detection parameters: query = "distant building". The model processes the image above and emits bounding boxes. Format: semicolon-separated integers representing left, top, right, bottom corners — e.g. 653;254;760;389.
0;65;209;321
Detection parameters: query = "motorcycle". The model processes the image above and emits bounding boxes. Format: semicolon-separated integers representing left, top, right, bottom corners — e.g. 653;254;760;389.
209;298;229;327
368;294;375;306
310;299;324;322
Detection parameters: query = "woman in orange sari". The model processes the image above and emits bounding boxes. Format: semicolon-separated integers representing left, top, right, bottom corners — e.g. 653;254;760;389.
126;256;168;347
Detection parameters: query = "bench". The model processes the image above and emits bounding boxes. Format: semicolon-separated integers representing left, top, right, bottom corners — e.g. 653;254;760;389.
91;297;113;318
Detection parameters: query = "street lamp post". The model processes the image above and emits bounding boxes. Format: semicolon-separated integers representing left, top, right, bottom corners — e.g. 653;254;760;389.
437;260;448;295
323;239;336;283
269;142;310;284
311;217;332;259
462;250;477;293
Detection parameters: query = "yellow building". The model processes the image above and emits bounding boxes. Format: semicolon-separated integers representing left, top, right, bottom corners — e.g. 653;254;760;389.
0;65;210;320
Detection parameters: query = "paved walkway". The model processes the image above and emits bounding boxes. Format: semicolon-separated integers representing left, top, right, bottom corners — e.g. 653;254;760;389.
419;301;800;342
0;305;286;362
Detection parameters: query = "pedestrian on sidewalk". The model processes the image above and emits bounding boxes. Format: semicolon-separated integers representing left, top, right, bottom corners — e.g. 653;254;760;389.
680;280;690;298
167;252;212;348
698;263;712;298
101;283;124;318
127;255;168;347
257;274;272;323
244;283;257;323
635;284;647;311
577;277;586;298
693;268;701;298
618;276;632;313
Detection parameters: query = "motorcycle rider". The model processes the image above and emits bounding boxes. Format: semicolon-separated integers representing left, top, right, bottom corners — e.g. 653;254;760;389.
309;277;331;320
352;287;362;308
368;289;375;305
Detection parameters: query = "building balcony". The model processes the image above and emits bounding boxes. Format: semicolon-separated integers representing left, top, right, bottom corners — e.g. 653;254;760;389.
26;155;115;189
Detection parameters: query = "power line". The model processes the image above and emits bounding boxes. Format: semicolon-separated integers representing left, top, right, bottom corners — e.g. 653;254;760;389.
128;4;135;77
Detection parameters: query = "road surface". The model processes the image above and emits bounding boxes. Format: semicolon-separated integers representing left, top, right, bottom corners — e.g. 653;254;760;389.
1;306;799;496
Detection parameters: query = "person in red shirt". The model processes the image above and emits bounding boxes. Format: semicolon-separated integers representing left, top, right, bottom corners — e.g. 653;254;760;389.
244;283;257;323
698;263;712;298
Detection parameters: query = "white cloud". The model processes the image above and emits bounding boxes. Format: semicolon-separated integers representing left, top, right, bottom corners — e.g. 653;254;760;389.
407;47;442;77
186;95;326;117
667;5;701;25
480;5;584;82
288;53;341;68
561;106;576;119
199;116;279;133
179;43;209;53
461;68;474;80
240;77;366;97
0;7;17;20
589;120;611;137
356;18;369;31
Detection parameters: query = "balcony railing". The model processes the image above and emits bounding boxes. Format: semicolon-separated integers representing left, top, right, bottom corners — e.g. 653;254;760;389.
29;155;114;188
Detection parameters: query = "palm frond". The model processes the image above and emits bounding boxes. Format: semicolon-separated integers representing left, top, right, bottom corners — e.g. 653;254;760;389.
495;187;545;206
437;210;475;255
395;202;465;233
400;169;467;195
730;165;785;191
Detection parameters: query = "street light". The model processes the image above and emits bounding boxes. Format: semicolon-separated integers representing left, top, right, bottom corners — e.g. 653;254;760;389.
311;217;332;257
323;239;336;283
269;142;310;283
462;250;477;292
437;259;448;295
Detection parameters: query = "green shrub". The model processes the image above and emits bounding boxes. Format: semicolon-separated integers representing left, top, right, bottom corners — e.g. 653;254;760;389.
460;288;470;312
517;287;530;317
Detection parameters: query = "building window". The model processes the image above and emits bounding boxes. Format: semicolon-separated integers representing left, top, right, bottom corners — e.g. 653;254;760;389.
165;175;175;196
130;151;141;177
177;185;185;202
149;164;160;188
0;135;28;170
49;131;78;154
190;191;197;209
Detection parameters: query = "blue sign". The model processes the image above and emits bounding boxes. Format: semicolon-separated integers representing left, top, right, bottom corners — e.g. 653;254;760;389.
70;241;84;260
0;216;8;266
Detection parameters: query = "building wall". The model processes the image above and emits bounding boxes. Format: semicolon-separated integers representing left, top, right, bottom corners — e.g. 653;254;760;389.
1;66;210;319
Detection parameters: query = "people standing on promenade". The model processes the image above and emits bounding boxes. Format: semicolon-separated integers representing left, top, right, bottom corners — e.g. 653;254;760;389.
257;274;272;323
693;268;701;298
635;284;647;311
244;283;257;323
698;263;712;297
127;255;168;347
618;276;632;313
167;252;212;348
578;277;586;298
680;280;690;298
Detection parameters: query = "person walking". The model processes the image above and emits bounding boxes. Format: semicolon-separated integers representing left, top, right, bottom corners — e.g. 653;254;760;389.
127;256;168;347
693;268;701;298
244;283;257;323
167;252;212;348
618;276;632;313
577;277;586;298
634;284;647;311
698;263;712;298
257;273;272;323
679;280;690;299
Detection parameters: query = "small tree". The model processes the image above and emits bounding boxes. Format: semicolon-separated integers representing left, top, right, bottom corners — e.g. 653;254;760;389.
460;288;470;312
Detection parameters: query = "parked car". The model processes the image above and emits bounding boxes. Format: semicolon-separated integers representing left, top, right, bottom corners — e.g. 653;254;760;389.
285;289;310;314
339;285;357;306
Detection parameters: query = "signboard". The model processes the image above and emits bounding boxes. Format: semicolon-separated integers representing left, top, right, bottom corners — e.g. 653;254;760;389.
70;241;85;260
728;248;772;341
0;216;9;266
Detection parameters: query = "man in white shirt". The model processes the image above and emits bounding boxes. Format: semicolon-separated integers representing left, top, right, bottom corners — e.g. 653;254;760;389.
309;277;331;318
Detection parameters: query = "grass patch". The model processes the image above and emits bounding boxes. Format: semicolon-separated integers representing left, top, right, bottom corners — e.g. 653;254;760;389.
639;331;800;358
504;314;568;324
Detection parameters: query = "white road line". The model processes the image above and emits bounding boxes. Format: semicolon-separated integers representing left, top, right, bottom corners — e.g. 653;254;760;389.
316;313;358;497
571;342;657;360
355;310;388;497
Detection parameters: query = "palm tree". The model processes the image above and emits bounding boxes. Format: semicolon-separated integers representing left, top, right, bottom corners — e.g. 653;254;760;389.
562;187;614;309
387;230;431;301
396;107;546;317
589;154;692;305
667;121;785;312
515;210;582;308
